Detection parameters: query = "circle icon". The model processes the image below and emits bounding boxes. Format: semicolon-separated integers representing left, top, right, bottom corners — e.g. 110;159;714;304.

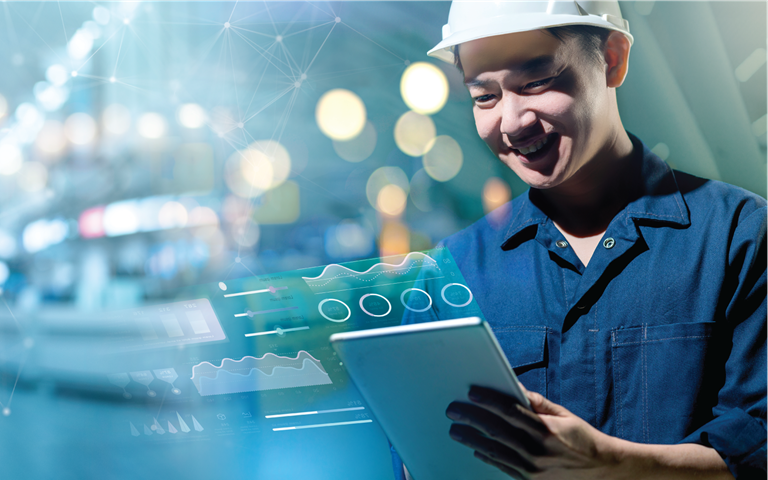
359;293;392;317
400;288;433;313
172;388;181;395
318;299;351;323
441;283;473;308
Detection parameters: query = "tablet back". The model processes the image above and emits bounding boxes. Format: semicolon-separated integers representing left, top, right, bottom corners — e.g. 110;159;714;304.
330;318;527;480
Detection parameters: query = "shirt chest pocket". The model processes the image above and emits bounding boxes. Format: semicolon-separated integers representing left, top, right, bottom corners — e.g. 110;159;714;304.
492;327;548;398
611;322;717;444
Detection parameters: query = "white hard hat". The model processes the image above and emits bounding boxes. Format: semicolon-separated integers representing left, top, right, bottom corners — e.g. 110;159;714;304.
428;0;633;64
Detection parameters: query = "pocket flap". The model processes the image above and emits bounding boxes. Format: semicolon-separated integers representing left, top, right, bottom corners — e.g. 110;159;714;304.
492;327;547;369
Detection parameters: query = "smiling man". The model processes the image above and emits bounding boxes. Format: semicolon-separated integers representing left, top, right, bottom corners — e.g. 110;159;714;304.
393;1;767;479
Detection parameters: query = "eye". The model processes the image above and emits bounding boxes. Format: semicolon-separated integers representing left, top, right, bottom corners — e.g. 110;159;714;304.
472;94;497;106
524;77;554;91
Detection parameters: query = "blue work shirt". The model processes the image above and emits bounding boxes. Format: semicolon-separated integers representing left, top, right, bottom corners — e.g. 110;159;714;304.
391;133;766;479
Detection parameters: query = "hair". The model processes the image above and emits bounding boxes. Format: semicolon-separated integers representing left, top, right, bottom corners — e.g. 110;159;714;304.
454;25;613;73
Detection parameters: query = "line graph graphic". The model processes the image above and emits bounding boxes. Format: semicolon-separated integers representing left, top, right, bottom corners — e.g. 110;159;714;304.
190;351;332;396
302;251;439;293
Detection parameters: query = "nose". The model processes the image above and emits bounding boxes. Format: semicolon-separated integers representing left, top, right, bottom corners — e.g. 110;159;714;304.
499;94;538;144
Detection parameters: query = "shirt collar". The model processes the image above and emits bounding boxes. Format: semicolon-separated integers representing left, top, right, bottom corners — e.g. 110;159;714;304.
501;132;690;251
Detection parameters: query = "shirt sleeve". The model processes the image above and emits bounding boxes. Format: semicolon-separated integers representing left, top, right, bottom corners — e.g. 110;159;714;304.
678;205;767;479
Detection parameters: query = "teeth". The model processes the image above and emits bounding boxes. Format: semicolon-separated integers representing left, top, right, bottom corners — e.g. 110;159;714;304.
516;134;550;155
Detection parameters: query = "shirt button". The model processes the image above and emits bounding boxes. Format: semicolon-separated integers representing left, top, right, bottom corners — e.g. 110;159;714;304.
556;240;568;248
603;237;615;249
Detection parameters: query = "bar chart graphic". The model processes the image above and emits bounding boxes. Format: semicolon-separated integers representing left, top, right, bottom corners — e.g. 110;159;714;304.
105;298;226;350
190;351;332;396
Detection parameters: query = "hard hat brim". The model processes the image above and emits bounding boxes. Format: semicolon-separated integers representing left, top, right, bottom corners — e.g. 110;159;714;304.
428;13;634;64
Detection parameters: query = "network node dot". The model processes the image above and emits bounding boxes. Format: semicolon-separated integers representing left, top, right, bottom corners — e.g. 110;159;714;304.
224;22;230;29
294;81;301;88
237;122;244;129
109;76;116;83
71;71;78;77
300;73;307;80
123;18;129;25
2;408;10;416
218;282;227;291
235;257;241;263
335;17;341;23
275;35;282;42
404;60;411;66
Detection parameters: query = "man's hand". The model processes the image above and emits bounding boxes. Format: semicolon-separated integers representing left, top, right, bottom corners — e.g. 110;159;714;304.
446;386;733;480
446;385;618;479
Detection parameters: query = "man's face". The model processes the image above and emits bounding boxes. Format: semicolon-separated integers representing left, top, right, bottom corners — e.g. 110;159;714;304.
460;30;613;191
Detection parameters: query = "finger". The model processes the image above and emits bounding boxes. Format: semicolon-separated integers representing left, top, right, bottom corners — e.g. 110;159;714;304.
525;390;569;416
468;386;550;438
446;401;546;457
449;423;539;475
474;451;529;480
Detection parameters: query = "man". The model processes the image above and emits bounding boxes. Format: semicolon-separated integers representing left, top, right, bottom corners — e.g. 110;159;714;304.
395;1;766;479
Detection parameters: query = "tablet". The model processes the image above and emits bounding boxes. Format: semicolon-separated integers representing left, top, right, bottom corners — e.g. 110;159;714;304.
330;317;529;480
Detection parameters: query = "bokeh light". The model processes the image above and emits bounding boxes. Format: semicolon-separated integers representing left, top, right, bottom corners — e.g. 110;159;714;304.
78;206;106;238
422;135;463;182
17;162;48;192
376;184;407;217
315;89;366;140
103;201;140;237
231;217;260;247
326;219;374;259
225;140;291;197
102;104;132;135
36;120;67;157
92;5;111;25
409;169;433;212
400;62;449;115
177;103;206;129
34;81;69;112
366;166;410;211
0;143;23;175
379;220;410;257
137;112;168;139
67;29;94;60
394;111;436;157
65;112;97;145
482;177;511;214
332;121;377;162
45;65;69;87
16;103;43;134
0;230;17;259
158;201;188;229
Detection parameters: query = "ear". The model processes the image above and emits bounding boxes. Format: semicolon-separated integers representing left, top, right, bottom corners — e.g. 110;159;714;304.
604;31;631;88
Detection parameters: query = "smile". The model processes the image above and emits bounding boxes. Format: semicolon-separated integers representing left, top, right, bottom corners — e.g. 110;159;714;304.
512;133;553;155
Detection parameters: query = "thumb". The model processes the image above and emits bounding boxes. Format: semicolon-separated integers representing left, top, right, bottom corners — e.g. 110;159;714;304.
526;390;569;416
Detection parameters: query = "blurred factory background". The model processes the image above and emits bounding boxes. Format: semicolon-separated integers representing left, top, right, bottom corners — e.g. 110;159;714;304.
0;0;764;312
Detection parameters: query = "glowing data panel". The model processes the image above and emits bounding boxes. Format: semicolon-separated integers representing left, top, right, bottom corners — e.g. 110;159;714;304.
190;351;333;396
441;283;473;308
105;298;226;350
